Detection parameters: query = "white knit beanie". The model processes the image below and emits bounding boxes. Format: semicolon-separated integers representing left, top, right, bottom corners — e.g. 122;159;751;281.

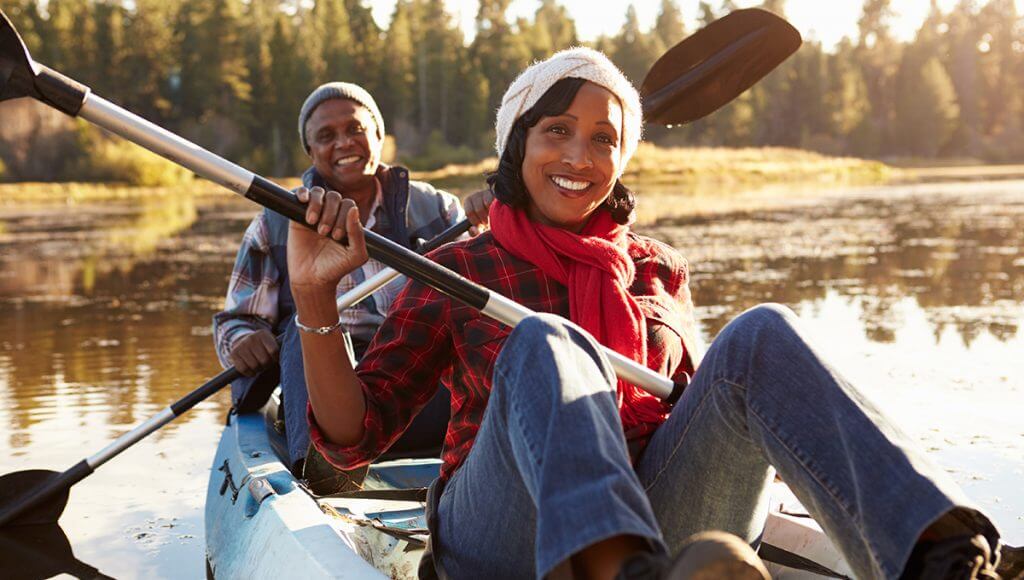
494;47;642;174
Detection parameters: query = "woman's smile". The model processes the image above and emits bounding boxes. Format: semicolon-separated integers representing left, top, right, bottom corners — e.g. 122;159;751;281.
549;174;594;197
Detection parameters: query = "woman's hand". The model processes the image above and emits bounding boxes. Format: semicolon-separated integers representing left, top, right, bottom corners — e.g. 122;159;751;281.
287;186;369;291
464;188;494;236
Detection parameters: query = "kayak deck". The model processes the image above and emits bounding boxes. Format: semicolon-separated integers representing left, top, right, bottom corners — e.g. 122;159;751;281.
205;405;852;579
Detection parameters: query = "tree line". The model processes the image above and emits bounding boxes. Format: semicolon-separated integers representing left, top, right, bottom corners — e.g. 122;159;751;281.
2;0;1023;181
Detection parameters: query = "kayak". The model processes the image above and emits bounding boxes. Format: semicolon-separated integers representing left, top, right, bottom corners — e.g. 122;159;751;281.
204;392;853;579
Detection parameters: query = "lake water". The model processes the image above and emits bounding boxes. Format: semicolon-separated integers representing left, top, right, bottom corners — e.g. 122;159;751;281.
0;180;1022;578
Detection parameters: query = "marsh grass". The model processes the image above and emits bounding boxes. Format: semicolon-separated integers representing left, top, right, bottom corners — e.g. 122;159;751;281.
0;146;889;205
415;145;893;193
623;144;893;185
0;178;304;206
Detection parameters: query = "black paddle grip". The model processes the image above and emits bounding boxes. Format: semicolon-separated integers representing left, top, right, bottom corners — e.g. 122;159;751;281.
33;65;89;117
665;373;691;405
170;367;242;417
244;176;490;310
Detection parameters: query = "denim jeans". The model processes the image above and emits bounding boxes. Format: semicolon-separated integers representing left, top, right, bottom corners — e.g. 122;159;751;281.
434;305;995;580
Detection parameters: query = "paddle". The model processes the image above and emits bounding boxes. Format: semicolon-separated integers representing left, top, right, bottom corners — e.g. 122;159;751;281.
0;218;470;528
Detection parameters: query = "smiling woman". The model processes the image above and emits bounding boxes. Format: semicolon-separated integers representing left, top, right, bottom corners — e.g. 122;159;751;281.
288;47;1008;580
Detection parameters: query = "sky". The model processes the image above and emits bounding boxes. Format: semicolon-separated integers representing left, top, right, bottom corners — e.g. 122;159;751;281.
369;0;1024;51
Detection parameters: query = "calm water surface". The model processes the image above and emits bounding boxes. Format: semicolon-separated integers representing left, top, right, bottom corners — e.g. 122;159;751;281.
0;180;1022;578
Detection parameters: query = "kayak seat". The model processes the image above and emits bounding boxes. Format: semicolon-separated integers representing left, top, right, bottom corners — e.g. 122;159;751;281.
365;459;442;491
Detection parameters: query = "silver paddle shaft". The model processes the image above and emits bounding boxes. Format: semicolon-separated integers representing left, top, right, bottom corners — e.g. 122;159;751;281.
80;95;256;193
87;408;176;468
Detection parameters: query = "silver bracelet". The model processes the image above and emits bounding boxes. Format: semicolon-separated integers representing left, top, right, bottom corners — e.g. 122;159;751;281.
295;317;344;335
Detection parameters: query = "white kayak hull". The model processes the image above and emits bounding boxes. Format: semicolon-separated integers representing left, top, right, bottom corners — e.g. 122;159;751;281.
204;408;852;579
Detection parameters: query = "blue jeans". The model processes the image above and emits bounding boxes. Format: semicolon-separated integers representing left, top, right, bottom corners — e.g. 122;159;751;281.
434;305;994;580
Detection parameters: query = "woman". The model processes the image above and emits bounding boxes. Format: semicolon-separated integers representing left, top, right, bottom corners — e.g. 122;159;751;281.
287;48;1002;579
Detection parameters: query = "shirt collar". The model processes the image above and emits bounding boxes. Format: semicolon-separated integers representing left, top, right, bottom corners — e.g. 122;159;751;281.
364;177;384;230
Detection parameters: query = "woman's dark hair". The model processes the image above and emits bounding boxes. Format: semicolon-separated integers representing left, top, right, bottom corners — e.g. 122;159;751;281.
486;77;636;225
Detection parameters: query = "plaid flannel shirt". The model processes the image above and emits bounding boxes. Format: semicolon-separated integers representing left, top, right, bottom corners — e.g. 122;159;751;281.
213;174;465;367
309;230;702;482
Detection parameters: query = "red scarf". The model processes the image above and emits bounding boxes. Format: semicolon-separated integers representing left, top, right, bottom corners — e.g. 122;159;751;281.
489;202;669;432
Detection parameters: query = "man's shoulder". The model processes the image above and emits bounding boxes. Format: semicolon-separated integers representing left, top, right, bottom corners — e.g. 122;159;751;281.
408;178;458;206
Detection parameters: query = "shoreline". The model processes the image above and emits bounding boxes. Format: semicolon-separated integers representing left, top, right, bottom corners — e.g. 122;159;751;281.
4;147;1024;208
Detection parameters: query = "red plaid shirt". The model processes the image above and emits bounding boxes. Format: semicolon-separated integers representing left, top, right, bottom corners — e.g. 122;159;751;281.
309;231;702;481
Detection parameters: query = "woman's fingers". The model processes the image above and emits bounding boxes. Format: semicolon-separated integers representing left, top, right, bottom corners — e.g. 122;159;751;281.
305;186;325;225
345;204;368;262
295;186;309;203
332;198;356;240
319;190;342;236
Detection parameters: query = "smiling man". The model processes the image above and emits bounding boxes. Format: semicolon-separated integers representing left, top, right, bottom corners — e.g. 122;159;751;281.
213;82;477;478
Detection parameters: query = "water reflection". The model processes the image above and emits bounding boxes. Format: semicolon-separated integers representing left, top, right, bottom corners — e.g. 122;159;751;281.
0;196;250;451
639;184;1024;344
0;194;199;298
0;524;114;579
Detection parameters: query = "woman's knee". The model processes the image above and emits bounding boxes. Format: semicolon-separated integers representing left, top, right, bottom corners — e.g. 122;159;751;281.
710;303;805;361
728;303;799;337
495;314;615;398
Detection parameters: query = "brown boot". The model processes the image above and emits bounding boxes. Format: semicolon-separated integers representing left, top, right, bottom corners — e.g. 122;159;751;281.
617;531;771;580
300;444;368;495
998;544;1024;580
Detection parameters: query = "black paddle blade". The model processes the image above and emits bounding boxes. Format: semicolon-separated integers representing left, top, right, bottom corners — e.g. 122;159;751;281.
641;8;801;125
0;471;68;527
0;9;42;103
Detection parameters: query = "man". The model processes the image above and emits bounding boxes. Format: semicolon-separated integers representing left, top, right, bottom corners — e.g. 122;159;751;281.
213;82;487;475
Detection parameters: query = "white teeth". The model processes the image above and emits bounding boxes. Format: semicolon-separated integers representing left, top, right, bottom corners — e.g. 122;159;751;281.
336;156;360;166
551;176;590;191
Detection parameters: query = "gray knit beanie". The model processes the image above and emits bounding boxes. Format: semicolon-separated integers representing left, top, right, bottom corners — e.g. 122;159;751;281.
298;82;385;151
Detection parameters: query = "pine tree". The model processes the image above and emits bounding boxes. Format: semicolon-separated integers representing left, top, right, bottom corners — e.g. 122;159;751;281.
91;1;125;97
825;39;871;147
894;54;959;157
310;0;354;83
471;0;532;114
121;0;175;124
609;5;662;87
524;0;578;60
653;0;686;51
268;12;315;172
856;0;899;155
241;0;277;173
378;0;417;138
345;0;384;95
